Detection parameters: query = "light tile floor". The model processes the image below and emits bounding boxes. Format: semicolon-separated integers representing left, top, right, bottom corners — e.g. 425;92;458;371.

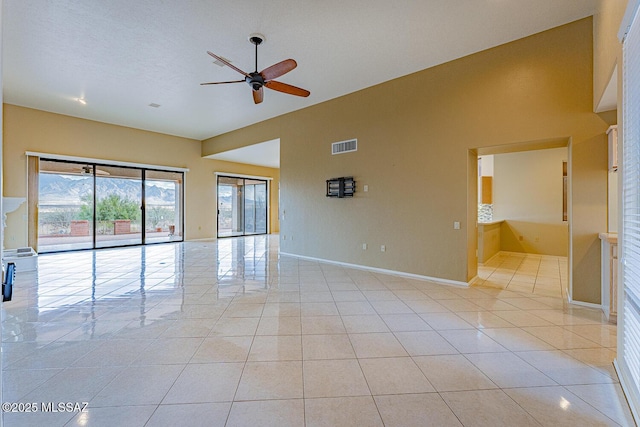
477;252;568;298
1;236;635;426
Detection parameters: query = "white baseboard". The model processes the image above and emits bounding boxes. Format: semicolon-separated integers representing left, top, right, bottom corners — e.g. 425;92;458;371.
567;296;602;310
468;275;481;286
279;252;470;288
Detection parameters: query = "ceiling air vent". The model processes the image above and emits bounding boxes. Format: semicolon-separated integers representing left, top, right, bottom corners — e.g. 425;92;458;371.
332;139;357;155
212;56;233;67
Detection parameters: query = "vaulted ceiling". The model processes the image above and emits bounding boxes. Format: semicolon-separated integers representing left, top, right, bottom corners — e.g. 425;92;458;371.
3;1;598;141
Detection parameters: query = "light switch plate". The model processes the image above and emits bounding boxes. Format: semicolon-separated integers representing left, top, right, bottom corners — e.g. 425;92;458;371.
454;221;461;230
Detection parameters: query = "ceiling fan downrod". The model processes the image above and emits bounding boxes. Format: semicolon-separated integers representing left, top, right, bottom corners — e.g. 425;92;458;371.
248;34;264;72
247;34;265;91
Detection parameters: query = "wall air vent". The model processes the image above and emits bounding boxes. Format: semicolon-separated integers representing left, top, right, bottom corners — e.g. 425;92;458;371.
332;139;357;155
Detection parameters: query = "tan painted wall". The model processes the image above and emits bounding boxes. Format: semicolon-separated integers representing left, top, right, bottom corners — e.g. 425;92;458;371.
2;105;279;248
478;222;501;263
202;119;282;157
493;148;569;256
500;221;569;257
593;1;625;239
202;18;608;302
593;0;627;110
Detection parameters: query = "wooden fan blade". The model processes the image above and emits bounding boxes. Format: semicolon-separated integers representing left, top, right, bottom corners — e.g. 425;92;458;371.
265;80;310;97
200;80;245;85
207;51;249;77
253;87;264;104
260;59;297;81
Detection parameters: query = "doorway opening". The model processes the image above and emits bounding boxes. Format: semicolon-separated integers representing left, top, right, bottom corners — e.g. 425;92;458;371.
217;175;269;238
470;139;571;300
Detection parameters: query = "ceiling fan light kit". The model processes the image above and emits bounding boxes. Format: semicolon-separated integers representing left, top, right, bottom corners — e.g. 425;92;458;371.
201;33;310;104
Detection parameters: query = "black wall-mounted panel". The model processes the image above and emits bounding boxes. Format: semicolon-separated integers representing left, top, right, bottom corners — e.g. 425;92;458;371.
326;177;356;198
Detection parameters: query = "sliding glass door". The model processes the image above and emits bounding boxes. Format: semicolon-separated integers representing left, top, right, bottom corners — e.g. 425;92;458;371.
38;160;95;252
95;166;142;248
217;176;268;238
145;170;183;244
245;179;268;234
37;159;184;252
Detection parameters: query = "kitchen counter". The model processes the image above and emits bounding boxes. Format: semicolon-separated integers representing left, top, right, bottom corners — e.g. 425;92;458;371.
599;232;618;244
479;220;504;226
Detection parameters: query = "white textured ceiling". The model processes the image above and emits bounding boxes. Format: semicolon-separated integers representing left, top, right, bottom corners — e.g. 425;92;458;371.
206;138;280;168
3;1;597;143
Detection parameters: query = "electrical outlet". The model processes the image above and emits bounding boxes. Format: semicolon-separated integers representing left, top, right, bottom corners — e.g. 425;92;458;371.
364;185;369;192
362;243;367;250
453;221;461;230
381;245;386;252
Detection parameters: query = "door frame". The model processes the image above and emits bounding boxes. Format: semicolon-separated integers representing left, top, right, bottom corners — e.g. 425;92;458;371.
470;138;571;301
33;158;185;252
215;172;272;238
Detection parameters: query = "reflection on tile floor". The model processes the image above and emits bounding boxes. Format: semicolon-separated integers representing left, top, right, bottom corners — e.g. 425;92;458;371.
2;236;635;426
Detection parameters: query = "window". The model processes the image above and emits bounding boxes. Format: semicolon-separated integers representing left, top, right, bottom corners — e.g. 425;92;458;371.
619;0;640;417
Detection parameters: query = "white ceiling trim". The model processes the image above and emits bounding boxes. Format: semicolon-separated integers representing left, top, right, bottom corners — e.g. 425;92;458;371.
206;139;280;168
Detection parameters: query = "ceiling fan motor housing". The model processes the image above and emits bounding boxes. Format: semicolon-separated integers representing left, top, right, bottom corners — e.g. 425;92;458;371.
246;72;265;91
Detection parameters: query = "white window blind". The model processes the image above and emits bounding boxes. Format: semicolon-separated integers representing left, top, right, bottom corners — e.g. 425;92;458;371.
621;1;640;419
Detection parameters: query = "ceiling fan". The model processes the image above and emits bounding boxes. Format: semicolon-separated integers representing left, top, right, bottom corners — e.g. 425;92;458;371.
201;34;310;104
72;165;110;176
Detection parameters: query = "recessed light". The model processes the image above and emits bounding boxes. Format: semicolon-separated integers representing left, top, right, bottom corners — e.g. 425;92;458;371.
76;98;87;105
148;103;161;108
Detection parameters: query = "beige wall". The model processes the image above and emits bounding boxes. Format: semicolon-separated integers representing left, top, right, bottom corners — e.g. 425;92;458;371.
500;221;569;257
593;0;627;110
203;18;608;302
493;148;568;256
202;119;282;157
478;222;501;263
2;105;279;248
593;1;625;238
